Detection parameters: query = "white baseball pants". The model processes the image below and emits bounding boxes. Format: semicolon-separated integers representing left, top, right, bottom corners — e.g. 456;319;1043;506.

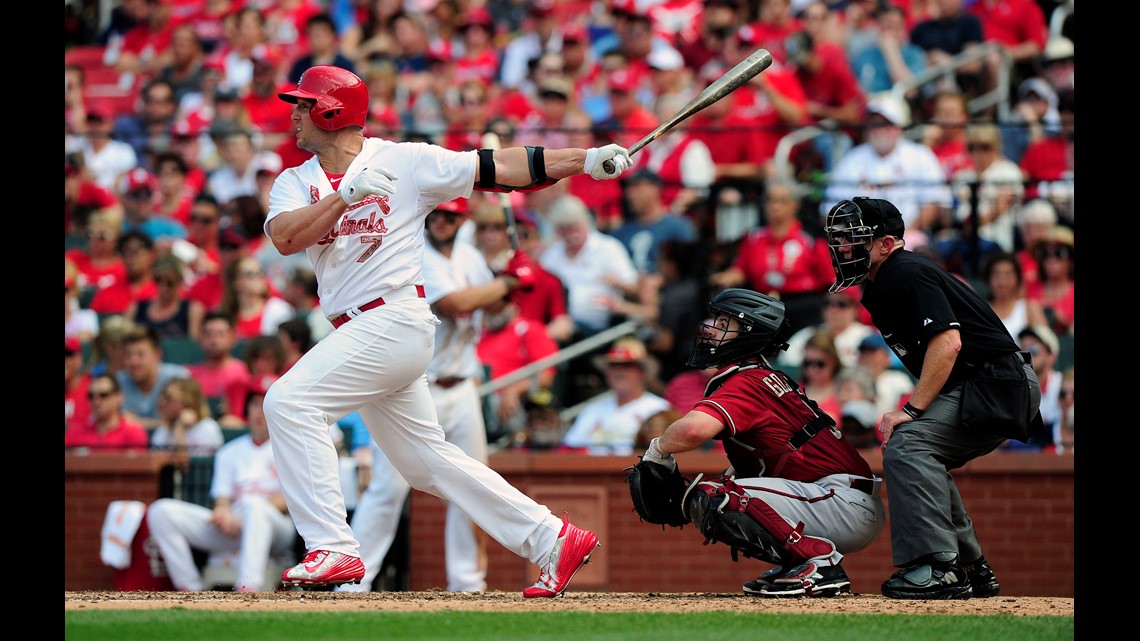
146;496;296;591
263;299;562;572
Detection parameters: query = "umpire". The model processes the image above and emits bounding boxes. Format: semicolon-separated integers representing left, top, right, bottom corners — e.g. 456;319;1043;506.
822;197;1043;600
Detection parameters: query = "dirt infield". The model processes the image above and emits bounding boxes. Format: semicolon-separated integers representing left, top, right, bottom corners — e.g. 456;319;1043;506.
64;591;1073;616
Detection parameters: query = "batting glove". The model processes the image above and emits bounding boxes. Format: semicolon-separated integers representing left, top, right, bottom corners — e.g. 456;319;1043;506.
584;144;631;180
340;166;398;205
642;437;677;471
502;249;537;292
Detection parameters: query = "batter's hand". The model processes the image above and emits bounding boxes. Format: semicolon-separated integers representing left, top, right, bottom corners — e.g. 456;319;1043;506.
340;166;398;205
502;250;537;292
584;144;631;180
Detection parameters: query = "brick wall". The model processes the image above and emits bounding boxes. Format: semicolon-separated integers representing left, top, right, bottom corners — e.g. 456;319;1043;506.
65;450;1074;596
408;450;1075;597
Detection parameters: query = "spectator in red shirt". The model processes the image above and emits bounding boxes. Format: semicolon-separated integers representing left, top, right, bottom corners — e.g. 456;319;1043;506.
563;108;624;232
967;0;1049;98
477;301;561;437
1019;88;1073;220
785;30;865;172
453;7;500;88
65;160;124;236
442;80;492;152
709;177;833;334
89;231;159;317
241;48;296;154
152;152;196;226
748;0;803;65
64;373;150;452
66;210;127;295
66;337;92;432
922;90;972;180
187;311;252;428
597;69;658;151
113;0;177;76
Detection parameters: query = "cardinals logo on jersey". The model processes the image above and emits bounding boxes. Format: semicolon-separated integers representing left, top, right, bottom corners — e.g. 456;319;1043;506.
309;185;320;205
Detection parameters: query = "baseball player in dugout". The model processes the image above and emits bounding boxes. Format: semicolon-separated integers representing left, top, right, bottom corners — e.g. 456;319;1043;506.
823;197;1044;599
263;65;632;596
339;197;500;594
634;288;886;598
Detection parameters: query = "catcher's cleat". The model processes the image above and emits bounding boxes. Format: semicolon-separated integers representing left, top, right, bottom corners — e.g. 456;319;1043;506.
742;566;785;595
881;552;973;600
753;562;851;598
963;556;1000;598
523;516;600;598
281;550;365;588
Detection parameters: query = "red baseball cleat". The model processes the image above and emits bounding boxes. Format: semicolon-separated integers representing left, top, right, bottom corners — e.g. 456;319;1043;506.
281;550;365;588
523;516;600;598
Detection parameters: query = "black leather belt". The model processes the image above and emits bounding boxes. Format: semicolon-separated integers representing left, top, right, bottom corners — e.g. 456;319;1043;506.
433;377;467;389
851;478;876;495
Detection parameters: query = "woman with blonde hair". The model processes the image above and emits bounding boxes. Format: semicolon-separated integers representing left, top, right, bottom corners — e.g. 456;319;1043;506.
151;377;225;456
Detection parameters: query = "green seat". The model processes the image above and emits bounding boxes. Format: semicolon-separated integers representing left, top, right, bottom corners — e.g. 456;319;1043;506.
161;337;204;365
221;428;247;443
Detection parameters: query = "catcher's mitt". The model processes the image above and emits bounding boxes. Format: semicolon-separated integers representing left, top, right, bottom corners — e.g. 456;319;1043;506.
625;459;690;528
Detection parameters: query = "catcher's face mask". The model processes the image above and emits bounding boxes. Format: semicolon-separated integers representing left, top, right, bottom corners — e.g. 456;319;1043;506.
824;200;875;293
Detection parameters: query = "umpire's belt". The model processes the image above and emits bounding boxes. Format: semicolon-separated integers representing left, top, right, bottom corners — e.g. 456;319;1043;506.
330;285;426;329
848;476;882;497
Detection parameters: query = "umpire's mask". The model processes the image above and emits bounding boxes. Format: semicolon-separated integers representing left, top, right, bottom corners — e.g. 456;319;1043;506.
823;197;904;292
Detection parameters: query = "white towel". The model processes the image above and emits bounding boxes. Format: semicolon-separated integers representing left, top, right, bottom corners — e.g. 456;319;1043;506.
100;500;146;570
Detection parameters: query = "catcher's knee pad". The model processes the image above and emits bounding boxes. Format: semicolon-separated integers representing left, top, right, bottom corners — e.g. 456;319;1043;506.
683;474;787;566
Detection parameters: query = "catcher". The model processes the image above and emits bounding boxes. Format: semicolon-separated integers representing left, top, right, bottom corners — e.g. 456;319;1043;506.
627;288;885;597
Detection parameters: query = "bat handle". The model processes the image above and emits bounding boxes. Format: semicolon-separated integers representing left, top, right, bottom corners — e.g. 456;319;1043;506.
598;140;645;175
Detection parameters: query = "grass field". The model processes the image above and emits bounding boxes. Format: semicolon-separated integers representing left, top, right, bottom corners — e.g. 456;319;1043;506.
64;609;1075;641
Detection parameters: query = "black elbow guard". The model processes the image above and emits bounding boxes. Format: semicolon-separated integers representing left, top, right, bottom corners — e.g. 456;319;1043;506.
474;146;560;193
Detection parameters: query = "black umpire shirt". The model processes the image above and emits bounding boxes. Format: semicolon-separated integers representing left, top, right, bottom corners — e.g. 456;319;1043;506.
861;250;1020;392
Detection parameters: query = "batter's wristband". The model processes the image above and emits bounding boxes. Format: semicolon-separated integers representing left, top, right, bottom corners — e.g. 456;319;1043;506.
902;402;924;419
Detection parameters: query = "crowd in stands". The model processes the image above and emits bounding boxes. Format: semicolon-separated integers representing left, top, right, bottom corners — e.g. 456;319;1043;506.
66;0;1074;461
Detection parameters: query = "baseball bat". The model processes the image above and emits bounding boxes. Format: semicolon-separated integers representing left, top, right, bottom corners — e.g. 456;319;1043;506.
601;48;774;174
480;131;521;251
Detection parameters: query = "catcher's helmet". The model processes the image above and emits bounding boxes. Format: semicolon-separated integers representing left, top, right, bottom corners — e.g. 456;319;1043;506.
278;65;368;131
686;288;791;370
823;197;905;292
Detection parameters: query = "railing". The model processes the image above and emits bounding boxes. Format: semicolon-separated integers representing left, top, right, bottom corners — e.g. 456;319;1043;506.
773;41;1014;180
888;41;1012;121
475;319;641;420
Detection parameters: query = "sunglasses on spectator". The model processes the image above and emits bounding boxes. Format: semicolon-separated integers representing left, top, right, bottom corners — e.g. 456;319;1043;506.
802;359;828;369
1059;389;1073;400
967;142;995;152
87;390;115;400
156;278;181;286
1038;245;1072;259
428;211;464;223
190;215;218;224
824;299;854;308
239;269;263;277
476;223;506;232
88;231;115;241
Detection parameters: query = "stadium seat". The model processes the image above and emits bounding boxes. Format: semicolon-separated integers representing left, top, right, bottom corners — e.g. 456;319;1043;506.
65;44;109;69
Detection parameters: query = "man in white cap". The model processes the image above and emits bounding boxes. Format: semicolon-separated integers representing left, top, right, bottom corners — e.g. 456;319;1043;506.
821;95;952;240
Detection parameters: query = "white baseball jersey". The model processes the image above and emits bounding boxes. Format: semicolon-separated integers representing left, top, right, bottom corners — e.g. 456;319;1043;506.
539;231;639;333
211;435;282;504
265;138;477;317
562;391;672;455
821;139;953;227
421;237;495;381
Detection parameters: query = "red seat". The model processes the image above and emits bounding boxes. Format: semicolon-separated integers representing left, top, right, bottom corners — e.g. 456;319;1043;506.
65;45;109;70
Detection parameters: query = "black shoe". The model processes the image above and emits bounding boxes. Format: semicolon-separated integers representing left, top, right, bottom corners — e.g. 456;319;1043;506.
881;552;974;600
754;562;851;598
963;556;1000;598
742;566;784;595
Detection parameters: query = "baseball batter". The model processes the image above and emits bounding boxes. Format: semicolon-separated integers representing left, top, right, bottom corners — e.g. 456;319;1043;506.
639;288;886;597
339;197;517;593
262;66;631;596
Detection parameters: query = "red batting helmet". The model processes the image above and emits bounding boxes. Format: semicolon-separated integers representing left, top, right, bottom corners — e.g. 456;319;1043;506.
278;65;368;131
